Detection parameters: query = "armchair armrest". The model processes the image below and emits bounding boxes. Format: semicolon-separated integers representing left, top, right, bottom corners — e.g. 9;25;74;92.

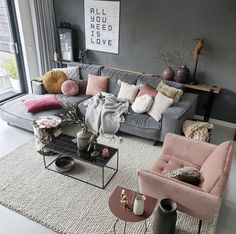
160;92;198;141
138;169;220;220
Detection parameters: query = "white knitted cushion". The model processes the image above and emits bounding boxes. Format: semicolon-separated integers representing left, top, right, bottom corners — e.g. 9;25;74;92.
117;81;139;103
132;94;154;113
148;92;174;121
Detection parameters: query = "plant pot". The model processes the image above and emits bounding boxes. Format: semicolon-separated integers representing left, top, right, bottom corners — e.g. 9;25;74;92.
77;127;92;151
10;78;21;91
162;67;175;80
152;198;177;234
175;65;190;83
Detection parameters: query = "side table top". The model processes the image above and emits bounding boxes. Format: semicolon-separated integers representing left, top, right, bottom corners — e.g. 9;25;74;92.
109;186;157;222
184;83;221;94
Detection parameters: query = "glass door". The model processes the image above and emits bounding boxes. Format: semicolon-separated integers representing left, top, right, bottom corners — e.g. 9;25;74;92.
0;0;27;102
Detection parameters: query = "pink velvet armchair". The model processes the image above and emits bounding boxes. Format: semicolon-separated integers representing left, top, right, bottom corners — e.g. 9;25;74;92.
138;133;234;231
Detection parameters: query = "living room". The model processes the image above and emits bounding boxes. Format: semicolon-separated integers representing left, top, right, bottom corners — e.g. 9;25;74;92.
0;0;235;233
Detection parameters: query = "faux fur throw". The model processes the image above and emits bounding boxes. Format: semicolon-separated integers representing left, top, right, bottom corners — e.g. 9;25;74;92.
182;120;213;142
84;92;129;136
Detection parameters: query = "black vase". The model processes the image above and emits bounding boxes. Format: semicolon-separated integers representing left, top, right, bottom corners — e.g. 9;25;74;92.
152;198;177;234
175;65;190;83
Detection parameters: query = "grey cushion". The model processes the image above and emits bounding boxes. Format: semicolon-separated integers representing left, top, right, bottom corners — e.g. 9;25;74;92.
56;94;90;107
0;94;66;131
67;62;103;80
101;68;140;95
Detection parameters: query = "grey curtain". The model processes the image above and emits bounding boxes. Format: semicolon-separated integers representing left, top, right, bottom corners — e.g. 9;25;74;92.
30;0;57;75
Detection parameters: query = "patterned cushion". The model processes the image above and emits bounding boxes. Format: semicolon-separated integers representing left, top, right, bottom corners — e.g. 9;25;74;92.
42;70;68;94
132;94;154;113
61;80;79;96
148;92;174;121
166;166;201;186
117;81;139;103
157;80;183;102
137;83;157;98
86;74;108;96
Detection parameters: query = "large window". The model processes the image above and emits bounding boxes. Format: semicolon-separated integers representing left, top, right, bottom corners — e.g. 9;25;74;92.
0;0;27;102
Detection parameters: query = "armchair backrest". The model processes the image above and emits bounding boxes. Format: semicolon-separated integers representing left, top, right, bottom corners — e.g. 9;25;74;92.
199;141;234;196
162;133;216;167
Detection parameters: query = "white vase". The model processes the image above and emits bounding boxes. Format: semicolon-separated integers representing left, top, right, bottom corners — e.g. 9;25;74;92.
133;195;145;215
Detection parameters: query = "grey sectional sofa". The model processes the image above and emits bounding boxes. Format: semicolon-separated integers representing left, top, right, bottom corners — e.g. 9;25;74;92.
0;63;198;143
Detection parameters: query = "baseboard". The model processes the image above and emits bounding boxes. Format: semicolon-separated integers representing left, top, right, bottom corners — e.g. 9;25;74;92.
194;115;236;129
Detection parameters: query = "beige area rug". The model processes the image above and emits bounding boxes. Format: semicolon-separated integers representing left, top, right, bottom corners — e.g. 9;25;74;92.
0;134;219;234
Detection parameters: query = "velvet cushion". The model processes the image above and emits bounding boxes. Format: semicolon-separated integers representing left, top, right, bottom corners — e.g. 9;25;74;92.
78;80;88;94
23;95;61;113
86;74;108;96
148;92;174;121
157;80;183;102
61;80;79;96
137;83;157;98
42;70;68;94
166;166;201;186
132;94;154;113
117;81;139;103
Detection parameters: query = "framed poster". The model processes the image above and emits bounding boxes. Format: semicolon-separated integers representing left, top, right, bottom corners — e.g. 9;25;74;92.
84;0;120;54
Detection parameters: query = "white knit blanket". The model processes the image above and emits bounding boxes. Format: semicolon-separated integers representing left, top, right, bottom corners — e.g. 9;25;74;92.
84;93;129;136
182;120;213;142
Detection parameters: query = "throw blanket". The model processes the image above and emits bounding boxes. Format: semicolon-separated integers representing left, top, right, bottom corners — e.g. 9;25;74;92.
84;93;129;136
182;120;213;142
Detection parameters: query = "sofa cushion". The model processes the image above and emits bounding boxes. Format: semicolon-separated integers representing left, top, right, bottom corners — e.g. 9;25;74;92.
148;92;174;122
137;83;157;98
42;70;68;94
117;81;139;103
132;94;153;113
199;141;232;193
52;66;80;81
61;80;79;96
0;94;66;131
67;62;103;80
101;68;141;95
78;80;88;94
157;81;183;102
86;74;108;96
56;94;90;107
24;95;61;113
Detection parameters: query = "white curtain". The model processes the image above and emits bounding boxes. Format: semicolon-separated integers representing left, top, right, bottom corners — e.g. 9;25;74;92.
30;0;57;75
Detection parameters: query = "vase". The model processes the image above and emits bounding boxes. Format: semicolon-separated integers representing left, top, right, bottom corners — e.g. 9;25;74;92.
175;65;190;83
152;198;177;234
162;67;175;80
76;127;92;151
133;194;145;215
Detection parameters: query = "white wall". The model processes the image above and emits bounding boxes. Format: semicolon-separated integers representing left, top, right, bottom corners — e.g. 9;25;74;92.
14;0;39;92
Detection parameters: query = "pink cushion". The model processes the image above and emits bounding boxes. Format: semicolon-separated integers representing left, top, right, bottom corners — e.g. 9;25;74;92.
137;83;157;98
86;74;108;96
61;80;79;96
24;95;61;113
199;141;232;193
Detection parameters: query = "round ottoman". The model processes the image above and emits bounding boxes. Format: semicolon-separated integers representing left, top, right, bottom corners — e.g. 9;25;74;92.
33;115;62;155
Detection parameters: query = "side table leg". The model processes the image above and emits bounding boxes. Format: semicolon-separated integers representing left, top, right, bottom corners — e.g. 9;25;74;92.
123;221;127;234
113;218;119;233
204;89;215;122
144;220;148;234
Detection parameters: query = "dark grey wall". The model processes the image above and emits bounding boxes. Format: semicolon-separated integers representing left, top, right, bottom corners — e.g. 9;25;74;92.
54;0;236;123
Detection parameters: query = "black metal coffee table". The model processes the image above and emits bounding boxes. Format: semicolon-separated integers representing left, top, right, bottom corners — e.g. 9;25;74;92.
43;134;119;189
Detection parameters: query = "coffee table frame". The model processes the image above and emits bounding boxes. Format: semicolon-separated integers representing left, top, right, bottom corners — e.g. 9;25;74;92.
42;134;119;189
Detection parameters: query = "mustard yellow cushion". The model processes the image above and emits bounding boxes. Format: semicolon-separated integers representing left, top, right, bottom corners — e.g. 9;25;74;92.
42;70;68;94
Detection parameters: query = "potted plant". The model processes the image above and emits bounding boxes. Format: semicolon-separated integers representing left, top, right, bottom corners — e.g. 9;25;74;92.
1;58;20;91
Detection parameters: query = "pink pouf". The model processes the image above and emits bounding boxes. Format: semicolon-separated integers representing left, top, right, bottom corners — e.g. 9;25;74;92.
61;80;79;96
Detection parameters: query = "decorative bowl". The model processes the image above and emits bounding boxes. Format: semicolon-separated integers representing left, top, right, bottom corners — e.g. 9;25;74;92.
55;156;75;173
